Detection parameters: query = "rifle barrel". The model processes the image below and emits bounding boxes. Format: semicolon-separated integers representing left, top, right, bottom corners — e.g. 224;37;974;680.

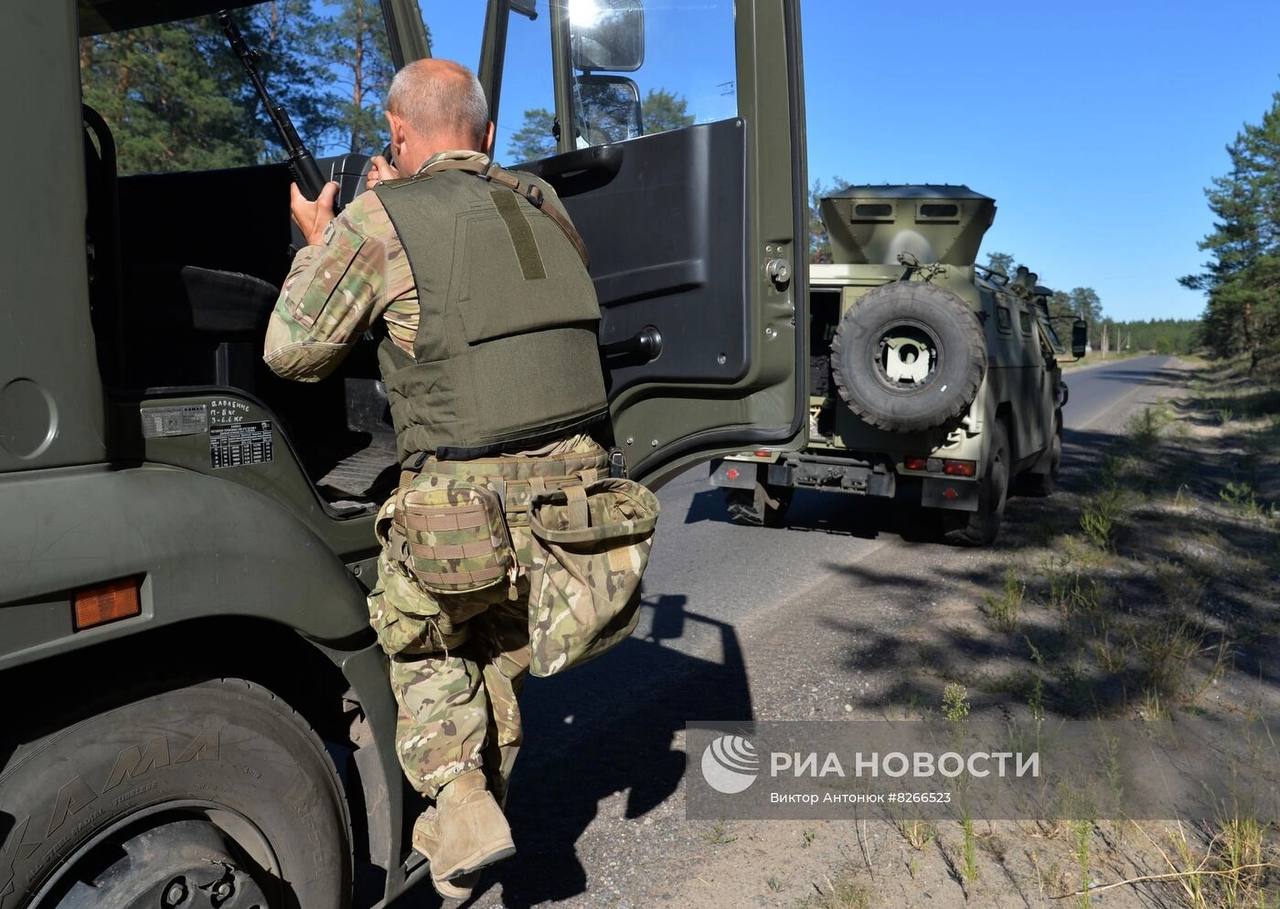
218;10;327;202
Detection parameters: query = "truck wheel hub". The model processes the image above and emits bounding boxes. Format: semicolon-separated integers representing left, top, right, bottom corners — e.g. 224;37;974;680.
44;817;274;909
879;326;936;385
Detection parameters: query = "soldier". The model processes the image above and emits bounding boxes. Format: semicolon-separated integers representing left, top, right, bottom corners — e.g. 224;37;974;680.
264;59;613;899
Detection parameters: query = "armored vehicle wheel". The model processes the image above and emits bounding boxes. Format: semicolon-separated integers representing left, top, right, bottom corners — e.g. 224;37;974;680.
726;483;793;527
0;679;351;909
944;420;1010;546
1016;420;1062;497
830;283;986;433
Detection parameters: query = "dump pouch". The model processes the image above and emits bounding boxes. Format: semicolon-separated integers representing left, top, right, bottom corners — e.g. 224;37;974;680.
526;477;660;676
393;479;515;596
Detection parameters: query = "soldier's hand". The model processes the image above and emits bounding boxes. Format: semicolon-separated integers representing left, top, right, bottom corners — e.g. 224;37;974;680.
366;155;399;190
291;181;340;247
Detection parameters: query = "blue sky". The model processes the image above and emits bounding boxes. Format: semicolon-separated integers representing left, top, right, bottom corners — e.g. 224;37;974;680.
421;0;1280;322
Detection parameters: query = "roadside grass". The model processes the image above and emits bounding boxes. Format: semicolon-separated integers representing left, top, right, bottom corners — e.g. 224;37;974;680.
797;869;872;909
988;358;1280;906
954;358;1279;905
774;358;1280;909
981;567;1025;631
701;820;737;846
966;361;1278;723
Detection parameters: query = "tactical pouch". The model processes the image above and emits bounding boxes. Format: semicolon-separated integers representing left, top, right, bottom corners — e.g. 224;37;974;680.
526;477;660;676
394;479;516;596
367;501;435;656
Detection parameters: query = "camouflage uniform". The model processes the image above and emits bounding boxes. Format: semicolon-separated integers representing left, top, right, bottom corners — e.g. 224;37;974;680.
264;150;605;800
368;438;608;799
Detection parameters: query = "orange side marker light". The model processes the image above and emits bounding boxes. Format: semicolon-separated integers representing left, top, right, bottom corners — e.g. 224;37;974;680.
73;576;142;631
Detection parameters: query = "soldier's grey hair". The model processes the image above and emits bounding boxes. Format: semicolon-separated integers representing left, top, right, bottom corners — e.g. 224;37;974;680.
387;60;489;147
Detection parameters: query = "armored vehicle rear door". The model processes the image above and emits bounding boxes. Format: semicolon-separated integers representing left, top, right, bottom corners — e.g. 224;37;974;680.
470;0;808;487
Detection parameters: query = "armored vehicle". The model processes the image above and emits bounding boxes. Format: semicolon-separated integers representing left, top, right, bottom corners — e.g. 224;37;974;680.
711;185;1087;545
0;1;808;905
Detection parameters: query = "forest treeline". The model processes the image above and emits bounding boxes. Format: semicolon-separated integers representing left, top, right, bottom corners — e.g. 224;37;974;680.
79;0;403;174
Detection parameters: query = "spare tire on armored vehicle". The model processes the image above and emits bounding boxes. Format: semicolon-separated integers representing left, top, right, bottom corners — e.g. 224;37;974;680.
829;281;986;433
821;185;995;434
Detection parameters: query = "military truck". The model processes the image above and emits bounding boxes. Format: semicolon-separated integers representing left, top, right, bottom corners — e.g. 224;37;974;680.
711;185;1087;544
0;1;808;905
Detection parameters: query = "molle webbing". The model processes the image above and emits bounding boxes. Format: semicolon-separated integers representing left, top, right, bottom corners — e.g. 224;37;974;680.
421;157;590;268
400;446;611;527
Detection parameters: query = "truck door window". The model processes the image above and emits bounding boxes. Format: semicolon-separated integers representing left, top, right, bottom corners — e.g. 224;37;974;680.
567;0;737;148
494;0;559;162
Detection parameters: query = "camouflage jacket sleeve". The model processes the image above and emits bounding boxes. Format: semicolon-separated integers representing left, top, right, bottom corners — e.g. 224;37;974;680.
263;195;389;383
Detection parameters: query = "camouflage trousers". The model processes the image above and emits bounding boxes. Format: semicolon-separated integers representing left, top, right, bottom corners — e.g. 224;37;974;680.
388;585;530;801
367;436;608;800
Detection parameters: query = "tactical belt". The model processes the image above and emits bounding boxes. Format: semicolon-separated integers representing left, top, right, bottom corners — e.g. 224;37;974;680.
400;445;611;528
405;409;610;466
424;157;591;269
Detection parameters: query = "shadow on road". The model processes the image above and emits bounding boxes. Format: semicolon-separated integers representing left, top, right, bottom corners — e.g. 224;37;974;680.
465;597;753;908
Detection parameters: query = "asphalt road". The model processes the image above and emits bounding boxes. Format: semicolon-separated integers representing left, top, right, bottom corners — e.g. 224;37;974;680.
627;354;1176;662
448;354;1177;909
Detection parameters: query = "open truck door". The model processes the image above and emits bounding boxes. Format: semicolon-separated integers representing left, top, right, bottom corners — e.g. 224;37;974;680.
472;0;809;487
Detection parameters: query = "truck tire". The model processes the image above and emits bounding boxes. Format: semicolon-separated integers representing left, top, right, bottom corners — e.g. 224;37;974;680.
830;282;986;433
0;678;352;909
726;482;792;528
943;419;1010;546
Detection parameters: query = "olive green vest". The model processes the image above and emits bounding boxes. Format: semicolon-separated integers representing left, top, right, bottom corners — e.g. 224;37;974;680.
373;161;609;463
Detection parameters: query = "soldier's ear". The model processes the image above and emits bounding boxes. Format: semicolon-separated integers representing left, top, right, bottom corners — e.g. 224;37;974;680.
483;121;496;157
386;111;407;151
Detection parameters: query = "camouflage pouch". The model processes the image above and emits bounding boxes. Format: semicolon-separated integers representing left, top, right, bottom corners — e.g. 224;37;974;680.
394;477;516;596
526;477;660;677
367;498;435;656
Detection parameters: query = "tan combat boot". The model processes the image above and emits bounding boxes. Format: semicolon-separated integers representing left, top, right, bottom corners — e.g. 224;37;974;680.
412;769;515;897
411;813;479;900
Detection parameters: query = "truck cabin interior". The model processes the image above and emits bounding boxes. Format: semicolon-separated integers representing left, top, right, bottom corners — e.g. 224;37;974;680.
79;0;396;511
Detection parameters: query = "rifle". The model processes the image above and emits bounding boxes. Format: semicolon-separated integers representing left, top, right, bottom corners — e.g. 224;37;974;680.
218;10;327;202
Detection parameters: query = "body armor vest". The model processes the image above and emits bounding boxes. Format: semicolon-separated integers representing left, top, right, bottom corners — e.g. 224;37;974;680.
373;160;609;463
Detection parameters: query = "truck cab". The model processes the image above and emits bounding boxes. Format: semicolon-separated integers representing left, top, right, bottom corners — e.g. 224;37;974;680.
0;1;807;905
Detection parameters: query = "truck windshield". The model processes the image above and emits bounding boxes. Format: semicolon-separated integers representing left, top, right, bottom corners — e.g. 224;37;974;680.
79;0;396;175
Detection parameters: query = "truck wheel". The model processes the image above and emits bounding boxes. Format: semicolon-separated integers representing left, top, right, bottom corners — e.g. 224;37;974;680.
726;483;792;528
944;420;1010;546
830;282;986;433
0;679;351;909
1016;420;1061;497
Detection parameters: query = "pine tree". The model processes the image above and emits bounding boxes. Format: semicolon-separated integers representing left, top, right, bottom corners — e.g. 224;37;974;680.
640;88;694;134
1182;86;1280;368
985;252;1016;277
80;18;265;174
507;108;557;162
1068;287;1105;345
319;0;401;155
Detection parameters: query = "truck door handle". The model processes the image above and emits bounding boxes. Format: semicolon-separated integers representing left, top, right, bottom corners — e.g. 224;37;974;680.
529;145;624;196
601;326;662;364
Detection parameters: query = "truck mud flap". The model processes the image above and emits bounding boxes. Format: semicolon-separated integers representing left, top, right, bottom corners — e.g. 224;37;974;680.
708;459;757;490
921;476;980;511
